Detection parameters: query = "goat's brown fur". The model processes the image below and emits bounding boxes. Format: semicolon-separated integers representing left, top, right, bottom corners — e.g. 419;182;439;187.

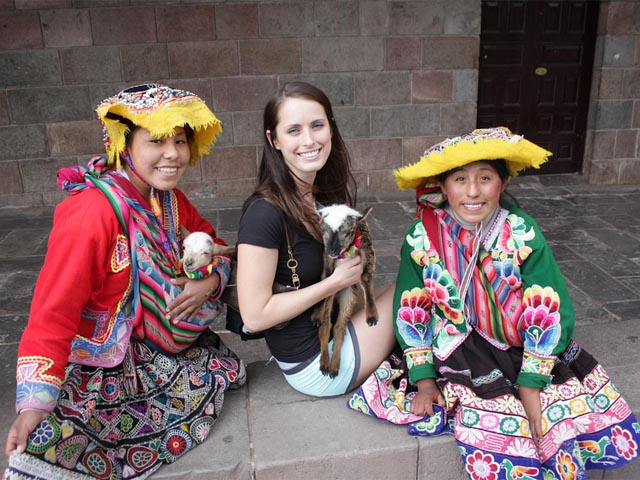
311;206;377;377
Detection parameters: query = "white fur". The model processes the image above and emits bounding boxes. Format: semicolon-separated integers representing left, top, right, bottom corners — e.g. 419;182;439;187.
182;232;214;272
318;204;361;231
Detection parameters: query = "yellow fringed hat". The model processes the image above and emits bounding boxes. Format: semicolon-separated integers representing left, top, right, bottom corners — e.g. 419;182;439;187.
96;83;222;167
394;127;552;190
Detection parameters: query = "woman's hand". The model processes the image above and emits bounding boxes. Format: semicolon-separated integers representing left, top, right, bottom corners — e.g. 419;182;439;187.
167;273;220;323
328;255;364;292
5;410;48;456
410;378;445;417
519;385;543;450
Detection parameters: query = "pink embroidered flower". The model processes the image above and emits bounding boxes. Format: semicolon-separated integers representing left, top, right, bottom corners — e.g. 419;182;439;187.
400;287;431;310
522;285;560;330
612;426;638;460
465;451;499;480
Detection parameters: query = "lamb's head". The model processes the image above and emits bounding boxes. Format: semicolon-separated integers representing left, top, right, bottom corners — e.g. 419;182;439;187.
317;204;371;259
181;232;214;273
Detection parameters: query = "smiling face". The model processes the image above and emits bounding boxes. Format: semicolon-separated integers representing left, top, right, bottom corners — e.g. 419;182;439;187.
267;97;332;186
439;161;507;224
125;126;191;197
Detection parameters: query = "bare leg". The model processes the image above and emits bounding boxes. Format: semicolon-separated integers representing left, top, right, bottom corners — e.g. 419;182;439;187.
348;283;397;388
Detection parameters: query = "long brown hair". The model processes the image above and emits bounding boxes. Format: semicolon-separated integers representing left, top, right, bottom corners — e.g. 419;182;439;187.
246;81;357;239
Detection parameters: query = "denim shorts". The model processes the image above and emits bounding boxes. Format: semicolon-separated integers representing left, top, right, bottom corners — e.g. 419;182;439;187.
278;322;360;397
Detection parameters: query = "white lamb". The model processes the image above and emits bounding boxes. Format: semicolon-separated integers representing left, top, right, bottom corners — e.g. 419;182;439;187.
181;231;234;273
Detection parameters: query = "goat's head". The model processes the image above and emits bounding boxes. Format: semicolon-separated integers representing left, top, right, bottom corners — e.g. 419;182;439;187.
317;204;372;258
181;232;214;272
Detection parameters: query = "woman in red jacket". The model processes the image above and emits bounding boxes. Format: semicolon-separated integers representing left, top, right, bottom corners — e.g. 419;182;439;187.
4;84;245;480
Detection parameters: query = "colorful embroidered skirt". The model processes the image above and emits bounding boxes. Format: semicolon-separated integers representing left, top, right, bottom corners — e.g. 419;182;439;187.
4;331;246;480
348;330;640;479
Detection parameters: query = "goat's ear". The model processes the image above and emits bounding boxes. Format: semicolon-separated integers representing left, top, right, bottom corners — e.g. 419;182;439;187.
360;207;373;222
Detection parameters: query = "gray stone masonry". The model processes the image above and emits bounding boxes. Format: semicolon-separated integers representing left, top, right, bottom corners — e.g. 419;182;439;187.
1;176;640;479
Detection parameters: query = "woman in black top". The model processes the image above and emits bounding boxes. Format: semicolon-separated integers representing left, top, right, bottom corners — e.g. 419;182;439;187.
235;82;396;396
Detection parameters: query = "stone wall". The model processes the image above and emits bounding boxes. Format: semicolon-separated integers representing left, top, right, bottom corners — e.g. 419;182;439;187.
0;0;638;209
587;0;640;184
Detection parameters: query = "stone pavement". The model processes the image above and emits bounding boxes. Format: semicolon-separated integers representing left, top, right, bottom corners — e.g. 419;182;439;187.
1;174;640;479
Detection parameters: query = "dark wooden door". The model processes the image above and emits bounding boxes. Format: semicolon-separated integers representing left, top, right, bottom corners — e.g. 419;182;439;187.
477;1;599;174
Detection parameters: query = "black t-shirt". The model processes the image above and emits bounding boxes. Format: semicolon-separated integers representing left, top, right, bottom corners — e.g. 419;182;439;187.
236;198;324;362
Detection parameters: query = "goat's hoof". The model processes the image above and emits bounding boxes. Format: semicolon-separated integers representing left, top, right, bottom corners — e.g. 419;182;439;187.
366;317;378;327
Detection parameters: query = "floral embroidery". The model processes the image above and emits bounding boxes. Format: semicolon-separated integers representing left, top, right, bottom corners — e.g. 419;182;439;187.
521;351;555;377
407;222;439;266
612;426;638;460
465;450;499;480
405;348;433;369
424;263;464;324
111;234;130;272
490;214;534;290
521;285;562;355
397;288;433;346
555;450;578;480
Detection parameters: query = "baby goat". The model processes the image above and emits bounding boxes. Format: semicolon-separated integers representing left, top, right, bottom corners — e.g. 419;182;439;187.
180;231;234;277
312;204;378;377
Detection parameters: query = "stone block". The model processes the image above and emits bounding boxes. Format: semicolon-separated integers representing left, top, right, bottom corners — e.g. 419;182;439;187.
315;0;359;36
622;68;640;98
353;169;398;193
598;69;624;99
440;102;477;134
0;125;48;160
249;363;418;480
389;0;444;35
444;0;481;35
354;72;411;105
156;5;215;43
169;41;238;79
61;46;122;84
0;11;42;50
591;130;616;160
619;159;640;184
16;0;70;6
181;161;202;183
402;135;447;166
9;86;92;124
412;71;452;103
41;8;91;48
0;192;44;209
90;7;156;46
417;436;466;479
595;100;633;130
453;69;478;102
215;3;258;39
0;90;8;125
602;35;635;67
606;1;636;35
21;157;78;193
633;100;640;129
384;36;421;71
216;178;257;197
333;106;370;138
346;137;403;170
201;146;257;180
279;73;354;106
259;1;314;38
213;111;233;147
232;111;263;145
302;37;383;72
74;0;127;6
121;44;169;82
370;105;439;138
0;50;61;88
614;130;638;159
423;36;480;69
239;39;301;75
0;161;23;195
212;76;277;113
360;0;389;35
47;121;103;157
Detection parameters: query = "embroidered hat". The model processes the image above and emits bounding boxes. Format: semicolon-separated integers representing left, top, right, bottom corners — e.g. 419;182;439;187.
394;127;552;190
96;83;222;167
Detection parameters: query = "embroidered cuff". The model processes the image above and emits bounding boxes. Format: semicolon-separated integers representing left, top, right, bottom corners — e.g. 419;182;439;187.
518;350;555;388
405;347;436;384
